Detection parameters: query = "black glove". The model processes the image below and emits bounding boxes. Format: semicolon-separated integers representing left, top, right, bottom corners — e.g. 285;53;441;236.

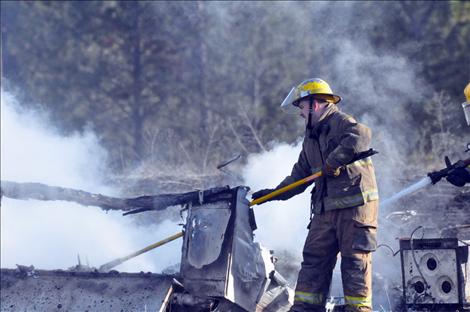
446;167;470;187
323;163;341;177
251;188;275;201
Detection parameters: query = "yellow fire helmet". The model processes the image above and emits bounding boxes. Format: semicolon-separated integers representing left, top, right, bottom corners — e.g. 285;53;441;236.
280;78;342;113
465;82;470;102
463;82;470;126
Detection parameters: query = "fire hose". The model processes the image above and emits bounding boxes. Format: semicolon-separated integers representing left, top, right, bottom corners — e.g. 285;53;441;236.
381;155;470;208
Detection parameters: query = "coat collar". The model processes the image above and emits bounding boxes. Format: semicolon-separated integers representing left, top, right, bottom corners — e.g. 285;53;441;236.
308;104;338;137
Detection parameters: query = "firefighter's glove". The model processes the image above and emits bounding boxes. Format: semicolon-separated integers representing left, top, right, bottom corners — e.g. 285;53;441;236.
251;188;275;202
323;163;341;177
446;167;470;187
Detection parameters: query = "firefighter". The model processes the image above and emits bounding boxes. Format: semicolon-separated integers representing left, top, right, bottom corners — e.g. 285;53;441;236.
252;78;378;312
447;82;470;187
446;166;470;187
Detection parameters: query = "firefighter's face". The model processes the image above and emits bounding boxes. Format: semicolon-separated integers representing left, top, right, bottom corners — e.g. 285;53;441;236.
298;98;328;123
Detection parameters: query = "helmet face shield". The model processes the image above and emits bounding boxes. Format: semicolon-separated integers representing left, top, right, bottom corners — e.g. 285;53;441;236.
463;101;470;126
280;87;299;114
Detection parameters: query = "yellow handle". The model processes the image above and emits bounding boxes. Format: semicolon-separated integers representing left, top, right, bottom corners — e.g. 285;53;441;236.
249;170;323;206
129;231;184;256
98;231;184;272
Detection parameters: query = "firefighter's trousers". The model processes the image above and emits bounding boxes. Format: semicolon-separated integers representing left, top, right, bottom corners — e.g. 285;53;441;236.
290;201;378;312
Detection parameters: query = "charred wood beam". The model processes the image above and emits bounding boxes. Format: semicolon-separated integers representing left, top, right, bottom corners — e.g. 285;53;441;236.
1;180;232;215
1;181;131;211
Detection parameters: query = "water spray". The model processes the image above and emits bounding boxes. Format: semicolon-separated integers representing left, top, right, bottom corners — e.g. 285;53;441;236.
381;155;470;209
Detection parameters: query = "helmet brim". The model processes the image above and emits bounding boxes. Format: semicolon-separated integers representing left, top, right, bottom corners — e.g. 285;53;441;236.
312;93;342;104
293;94;342;106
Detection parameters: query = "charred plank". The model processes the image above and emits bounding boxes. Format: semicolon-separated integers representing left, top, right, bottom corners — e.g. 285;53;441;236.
1;180;232;215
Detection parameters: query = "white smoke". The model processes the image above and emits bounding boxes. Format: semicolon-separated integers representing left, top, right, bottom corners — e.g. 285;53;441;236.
242;141;310;254
1;89;182;272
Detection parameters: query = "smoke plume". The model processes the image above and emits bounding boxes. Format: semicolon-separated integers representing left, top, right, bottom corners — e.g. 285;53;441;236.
1;88;182;272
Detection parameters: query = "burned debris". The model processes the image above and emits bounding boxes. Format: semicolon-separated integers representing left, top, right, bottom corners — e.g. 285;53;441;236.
0;180;232;215
1;269;176;311
1;184;293;311
2;166;470;312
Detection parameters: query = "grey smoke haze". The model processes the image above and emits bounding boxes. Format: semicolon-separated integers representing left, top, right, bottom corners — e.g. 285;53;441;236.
1;89;182;272
203;2;432;196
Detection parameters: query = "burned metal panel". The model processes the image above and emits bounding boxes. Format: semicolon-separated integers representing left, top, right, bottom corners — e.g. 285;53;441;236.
403;249;460;303
0;269;174;311
180;195;234;298
186;202;231;269
180;187;275;312
225;188;270;311
400;238;468;308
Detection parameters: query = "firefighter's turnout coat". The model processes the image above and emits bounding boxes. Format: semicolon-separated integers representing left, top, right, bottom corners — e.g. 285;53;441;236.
280;105;379;312
276;105;378;215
